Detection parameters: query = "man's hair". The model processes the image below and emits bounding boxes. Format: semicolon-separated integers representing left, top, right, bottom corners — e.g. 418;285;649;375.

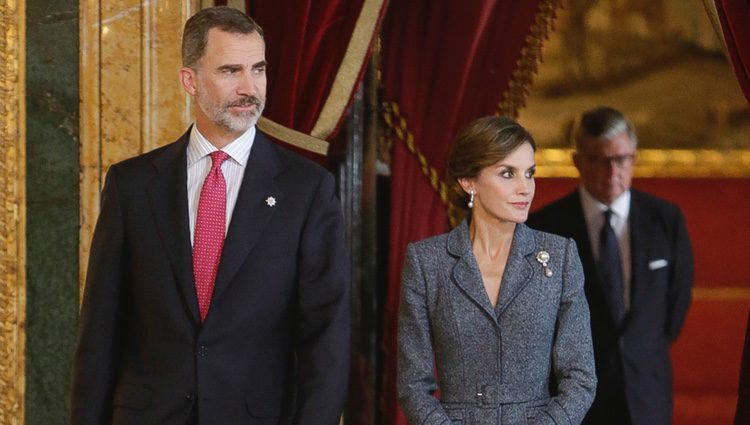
182;6;264;68
446;116;536;214
571;106;637;150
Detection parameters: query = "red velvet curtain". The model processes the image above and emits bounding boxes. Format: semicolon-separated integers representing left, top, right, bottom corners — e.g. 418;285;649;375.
714;0;750;106
214;0;387;158
380;1;560;423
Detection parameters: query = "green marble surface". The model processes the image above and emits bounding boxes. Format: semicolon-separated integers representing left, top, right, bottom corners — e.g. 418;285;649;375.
25;0;80;423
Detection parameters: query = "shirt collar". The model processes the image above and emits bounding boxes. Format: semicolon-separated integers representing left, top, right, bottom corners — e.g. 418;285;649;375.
187;125;256;167
578;186;631;222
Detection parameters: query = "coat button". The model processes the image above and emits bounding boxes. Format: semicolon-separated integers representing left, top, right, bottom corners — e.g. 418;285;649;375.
186;393;196;401
196;345;207;357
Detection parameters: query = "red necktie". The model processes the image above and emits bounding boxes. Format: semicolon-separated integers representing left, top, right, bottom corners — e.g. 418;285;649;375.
193;151;229;321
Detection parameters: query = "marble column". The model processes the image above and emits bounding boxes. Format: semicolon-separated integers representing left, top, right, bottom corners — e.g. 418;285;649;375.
79;0;198;288
0;0;26;423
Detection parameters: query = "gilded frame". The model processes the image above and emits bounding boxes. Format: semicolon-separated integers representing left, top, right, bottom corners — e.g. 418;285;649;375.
0;0;26;423
536;148;750;178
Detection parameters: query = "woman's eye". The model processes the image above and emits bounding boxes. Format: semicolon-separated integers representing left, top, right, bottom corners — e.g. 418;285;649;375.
500;170;513;178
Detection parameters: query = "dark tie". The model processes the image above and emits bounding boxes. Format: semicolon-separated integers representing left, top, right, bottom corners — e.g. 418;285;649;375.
193;151;229;321
599;209;625;325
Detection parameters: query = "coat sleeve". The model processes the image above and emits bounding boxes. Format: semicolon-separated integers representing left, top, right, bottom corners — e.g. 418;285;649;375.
536;238;597;425
292;171;351;425
665;208;693;342
397;244;454;425
71;166;128;424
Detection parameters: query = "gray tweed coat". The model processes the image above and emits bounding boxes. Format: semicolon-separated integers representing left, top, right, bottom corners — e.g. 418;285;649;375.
397;221;596;425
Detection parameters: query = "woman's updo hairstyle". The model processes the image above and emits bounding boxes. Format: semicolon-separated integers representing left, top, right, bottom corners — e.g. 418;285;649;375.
446;116;536;223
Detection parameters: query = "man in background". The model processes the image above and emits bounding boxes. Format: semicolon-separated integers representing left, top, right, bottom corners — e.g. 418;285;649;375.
72;6;350;424
528;106;693;425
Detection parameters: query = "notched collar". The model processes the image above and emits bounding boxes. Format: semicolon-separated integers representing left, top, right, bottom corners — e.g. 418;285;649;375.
447;220;536;322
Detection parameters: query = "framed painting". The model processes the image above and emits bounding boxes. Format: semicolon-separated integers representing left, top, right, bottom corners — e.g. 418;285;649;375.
519;0;750;177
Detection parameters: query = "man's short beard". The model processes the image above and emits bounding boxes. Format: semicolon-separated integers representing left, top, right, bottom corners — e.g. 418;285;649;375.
214;99;265;133
196;87;265;134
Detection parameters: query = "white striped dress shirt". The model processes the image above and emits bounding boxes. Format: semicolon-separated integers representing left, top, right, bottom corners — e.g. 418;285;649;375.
187;125;255;245
579;186;632;310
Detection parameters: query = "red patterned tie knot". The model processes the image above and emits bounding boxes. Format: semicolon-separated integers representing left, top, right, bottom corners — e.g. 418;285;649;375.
210;150;230;171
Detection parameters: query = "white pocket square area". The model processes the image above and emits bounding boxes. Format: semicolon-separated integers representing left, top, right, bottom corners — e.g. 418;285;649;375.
649;259;668;270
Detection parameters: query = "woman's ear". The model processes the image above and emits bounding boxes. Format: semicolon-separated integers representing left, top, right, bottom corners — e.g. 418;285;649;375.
457;177;474;194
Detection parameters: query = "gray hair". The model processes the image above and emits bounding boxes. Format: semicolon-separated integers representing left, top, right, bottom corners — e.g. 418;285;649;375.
571;106;637;150
182;6;264;68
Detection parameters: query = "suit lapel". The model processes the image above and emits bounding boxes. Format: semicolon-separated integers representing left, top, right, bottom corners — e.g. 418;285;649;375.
146;130;200;323
566;193;598;287
448;222;496;321
627;191;649;318
209;132;283;309
495;224;534;317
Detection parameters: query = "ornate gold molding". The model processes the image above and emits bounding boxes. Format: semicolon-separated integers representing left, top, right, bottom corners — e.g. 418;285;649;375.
79;0;200;294
536;148;750;177
0;0;26;423
693;286;750;300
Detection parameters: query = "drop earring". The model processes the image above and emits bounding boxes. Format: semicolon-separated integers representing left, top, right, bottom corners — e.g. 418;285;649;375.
468;190;475;209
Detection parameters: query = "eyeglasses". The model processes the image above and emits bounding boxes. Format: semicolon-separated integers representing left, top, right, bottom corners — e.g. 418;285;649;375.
583;153;635;168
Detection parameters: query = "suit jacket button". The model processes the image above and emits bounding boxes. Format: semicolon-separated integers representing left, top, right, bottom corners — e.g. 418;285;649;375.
186;393;196;401
197;345;207;357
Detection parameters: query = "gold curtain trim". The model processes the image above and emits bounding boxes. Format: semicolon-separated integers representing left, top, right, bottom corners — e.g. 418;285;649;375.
310;0;385;140
258;116;330;155
381;101;459;224
0;0;26;422
497;0;563;117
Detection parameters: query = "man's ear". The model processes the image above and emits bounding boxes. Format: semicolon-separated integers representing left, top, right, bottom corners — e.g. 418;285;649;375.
179;67;197;96
572;151;582;172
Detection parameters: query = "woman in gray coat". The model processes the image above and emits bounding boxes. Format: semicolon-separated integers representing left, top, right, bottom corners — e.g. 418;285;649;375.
398;116;596;424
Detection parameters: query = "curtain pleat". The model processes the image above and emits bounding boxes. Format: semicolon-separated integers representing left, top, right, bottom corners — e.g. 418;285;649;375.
713;0;750;106
244;0;386;158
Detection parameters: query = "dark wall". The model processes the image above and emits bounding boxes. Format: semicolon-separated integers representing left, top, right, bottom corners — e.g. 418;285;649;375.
25;0;80;423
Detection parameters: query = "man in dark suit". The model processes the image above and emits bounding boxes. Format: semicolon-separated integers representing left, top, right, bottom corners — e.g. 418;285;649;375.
527;106;693;425
71;6;350;424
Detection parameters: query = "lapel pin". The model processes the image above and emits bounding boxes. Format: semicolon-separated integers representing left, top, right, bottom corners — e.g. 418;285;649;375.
265;196;276;207
536;250;553;278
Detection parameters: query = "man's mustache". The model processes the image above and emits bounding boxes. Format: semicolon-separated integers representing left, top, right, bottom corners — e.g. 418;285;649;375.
226;96;262;108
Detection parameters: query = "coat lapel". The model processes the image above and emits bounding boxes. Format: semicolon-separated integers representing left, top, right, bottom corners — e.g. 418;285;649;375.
209;132;283;309
447;221;536;322
146;130;200;323
447;221;496;321
495;224;535;317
